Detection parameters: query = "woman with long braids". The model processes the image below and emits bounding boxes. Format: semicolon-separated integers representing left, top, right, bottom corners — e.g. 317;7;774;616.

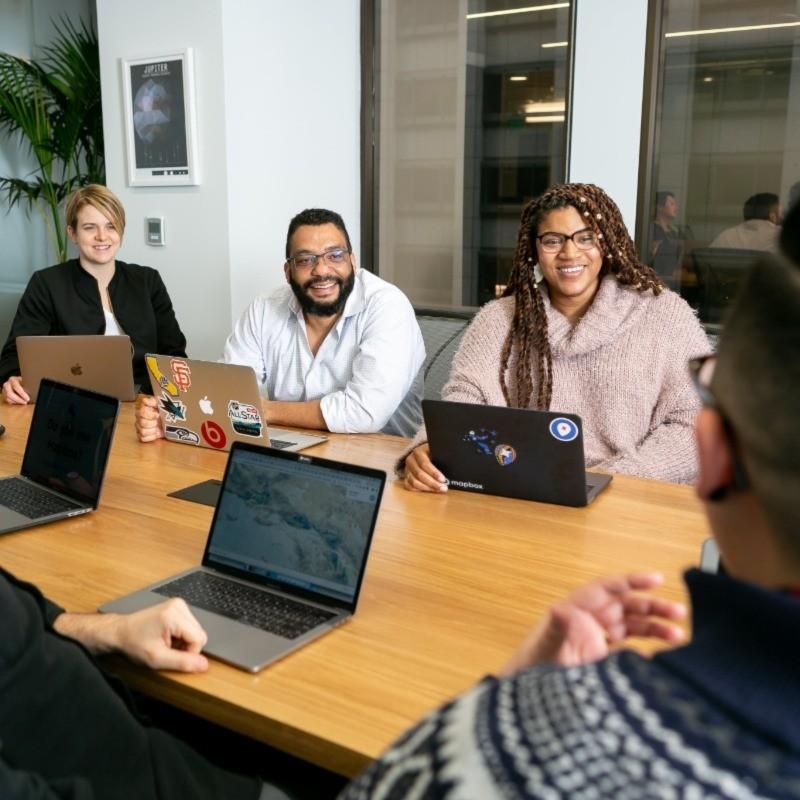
403;182;709;490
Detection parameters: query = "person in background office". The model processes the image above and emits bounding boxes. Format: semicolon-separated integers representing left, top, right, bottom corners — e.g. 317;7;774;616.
341;203;800;800
0;184;186;404
135;208;425;439
0;568;288;799
650;189;685;280
709;192;781;252
402;183;708;489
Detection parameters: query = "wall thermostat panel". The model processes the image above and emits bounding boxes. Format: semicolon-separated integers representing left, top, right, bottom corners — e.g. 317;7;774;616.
146;217;166;246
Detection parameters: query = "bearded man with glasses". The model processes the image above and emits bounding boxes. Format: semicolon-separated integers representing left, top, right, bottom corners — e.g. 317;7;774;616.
342;201;800;799
136;208;425;440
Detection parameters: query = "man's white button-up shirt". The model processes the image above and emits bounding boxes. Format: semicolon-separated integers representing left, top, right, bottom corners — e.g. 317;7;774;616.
223;269;425;436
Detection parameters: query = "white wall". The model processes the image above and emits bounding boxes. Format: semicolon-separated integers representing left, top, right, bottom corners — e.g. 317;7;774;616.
96;0;232;360
96;0;361;358
568;0;648;232
222;0;361;320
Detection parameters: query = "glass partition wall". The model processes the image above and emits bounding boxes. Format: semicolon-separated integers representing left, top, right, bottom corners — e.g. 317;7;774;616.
372;1;573;308
640;0;800;330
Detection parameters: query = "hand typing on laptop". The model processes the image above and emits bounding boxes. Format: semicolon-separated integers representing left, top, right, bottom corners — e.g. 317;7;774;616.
53;596;209;673
497;572;686;677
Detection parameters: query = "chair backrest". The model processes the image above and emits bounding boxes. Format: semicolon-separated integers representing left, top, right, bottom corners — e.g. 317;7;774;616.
691;247;764;324
415;309;473;401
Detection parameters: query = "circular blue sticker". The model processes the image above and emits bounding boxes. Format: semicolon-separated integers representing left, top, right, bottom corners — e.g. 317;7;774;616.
549;417;579;442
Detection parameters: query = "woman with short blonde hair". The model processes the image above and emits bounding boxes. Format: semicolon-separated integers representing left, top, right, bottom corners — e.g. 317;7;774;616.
0;184;186;403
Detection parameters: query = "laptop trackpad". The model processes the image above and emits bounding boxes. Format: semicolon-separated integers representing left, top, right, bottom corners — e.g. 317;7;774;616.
193;607;289;669
0;506;33;531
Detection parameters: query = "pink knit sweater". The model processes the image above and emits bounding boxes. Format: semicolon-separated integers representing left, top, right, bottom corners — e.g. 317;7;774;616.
408;277;710;483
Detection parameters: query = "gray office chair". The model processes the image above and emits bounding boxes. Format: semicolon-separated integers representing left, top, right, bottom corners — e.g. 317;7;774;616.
415;309;473;401
691;247;765;325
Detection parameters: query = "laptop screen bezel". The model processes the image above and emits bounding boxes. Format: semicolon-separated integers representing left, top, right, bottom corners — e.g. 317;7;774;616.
201;441;386;613
21;378;120;507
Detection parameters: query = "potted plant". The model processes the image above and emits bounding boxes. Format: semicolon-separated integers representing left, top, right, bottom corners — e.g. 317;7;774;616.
0;17;104;263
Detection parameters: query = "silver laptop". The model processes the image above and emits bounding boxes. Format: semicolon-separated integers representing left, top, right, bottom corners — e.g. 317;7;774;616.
101;441;386;672
0;379;119;535
18;335;136;402
145;355;327;452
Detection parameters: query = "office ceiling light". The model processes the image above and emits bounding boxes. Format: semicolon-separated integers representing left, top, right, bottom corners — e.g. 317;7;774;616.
467;3;569;21
524;101;566;114
542;41;569;47
702;76;714;82
665;20;800;38
525;114;565;123
509;75;528;81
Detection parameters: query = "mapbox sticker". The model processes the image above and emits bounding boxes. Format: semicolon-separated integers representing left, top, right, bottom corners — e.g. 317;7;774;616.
549;417;579;442
165;425;200;445
227;400;263;438
494;444;517;466
463;428;497;456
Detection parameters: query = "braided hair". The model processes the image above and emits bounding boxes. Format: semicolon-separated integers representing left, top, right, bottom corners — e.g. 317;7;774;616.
499;182;664;410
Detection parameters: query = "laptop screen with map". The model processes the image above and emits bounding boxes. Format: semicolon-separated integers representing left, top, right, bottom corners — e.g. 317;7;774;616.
100;441;386;672
204;443;382;607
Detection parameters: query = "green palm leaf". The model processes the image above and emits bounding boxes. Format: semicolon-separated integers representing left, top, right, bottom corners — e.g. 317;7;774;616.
0;16;104;262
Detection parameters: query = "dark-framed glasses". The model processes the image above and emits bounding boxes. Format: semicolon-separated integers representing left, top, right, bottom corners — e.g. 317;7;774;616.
688;354;749;496
536;228;599;253
288;247;350;270
688;354;718;409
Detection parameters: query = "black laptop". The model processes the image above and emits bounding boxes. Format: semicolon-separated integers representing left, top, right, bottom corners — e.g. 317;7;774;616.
423;400;612;507
0;379;120;534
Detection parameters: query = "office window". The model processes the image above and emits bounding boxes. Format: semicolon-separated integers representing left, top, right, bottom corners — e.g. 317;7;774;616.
640;0;799;330
371;1;572;308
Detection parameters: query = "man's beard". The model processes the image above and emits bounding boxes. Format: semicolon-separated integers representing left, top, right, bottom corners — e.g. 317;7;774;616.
289;268;356;317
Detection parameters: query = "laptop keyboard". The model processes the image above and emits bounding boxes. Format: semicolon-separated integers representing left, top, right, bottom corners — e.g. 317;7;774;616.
0;477;82;519
154;571;336;640
268;439;293;450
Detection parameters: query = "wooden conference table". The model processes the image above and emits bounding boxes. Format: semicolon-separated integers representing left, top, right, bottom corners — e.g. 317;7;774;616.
0;403;709;777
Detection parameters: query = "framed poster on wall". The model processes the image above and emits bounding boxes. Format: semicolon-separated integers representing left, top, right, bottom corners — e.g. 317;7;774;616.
121;48;199;186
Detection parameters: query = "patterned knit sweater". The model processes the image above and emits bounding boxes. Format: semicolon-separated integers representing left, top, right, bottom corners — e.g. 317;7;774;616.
341;570;800;799
406;277;710;483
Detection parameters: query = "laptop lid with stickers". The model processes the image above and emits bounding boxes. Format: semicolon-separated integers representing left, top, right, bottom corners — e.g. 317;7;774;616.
145;355;326;453
422;399;611;507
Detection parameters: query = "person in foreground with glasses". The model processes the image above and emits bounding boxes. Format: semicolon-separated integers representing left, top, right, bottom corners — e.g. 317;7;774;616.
136;208;425;440
402;182;709;491
341;210;800;798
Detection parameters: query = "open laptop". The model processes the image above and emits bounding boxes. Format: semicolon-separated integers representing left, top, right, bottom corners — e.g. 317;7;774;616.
18;335;136;402
423;400;612;507
145;355;327;452
0;378;119;534
101;441;386;672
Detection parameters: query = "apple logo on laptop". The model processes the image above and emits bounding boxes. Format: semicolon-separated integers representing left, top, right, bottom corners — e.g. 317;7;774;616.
199;396;213;415
70;363;83;376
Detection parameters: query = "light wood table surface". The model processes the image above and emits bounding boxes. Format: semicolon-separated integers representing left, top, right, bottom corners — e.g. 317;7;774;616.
0;403;710;777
